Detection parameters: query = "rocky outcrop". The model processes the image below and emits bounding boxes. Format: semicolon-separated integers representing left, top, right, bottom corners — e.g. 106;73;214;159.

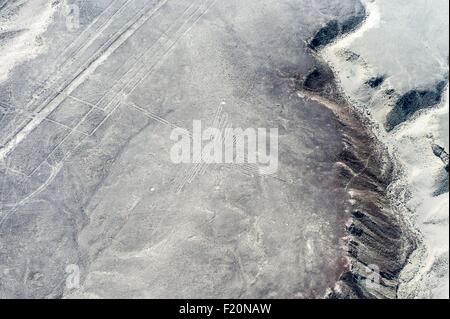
308;11;366;50
366;76;385;89
432;144;449;172
386;81;448;131
299;65;414;299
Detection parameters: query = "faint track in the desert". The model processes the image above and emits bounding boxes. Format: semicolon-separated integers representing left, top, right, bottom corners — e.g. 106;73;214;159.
26;0;133;111
96;0;218;111
0;0;170;163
